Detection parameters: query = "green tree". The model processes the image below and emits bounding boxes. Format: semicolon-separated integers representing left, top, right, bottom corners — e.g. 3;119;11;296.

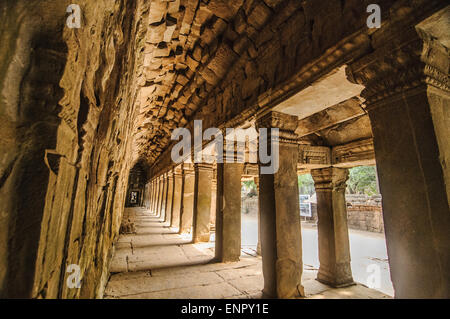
298;174;315;195
242;180;257;197
346;166;379;196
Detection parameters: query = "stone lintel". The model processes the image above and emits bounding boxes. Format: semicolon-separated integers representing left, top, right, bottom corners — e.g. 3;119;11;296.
298;145;331;169
256;111;299;135
332;138;375;168
243;163;258;177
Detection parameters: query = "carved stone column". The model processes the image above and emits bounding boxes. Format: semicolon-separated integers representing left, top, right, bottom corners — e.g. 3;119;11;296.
254;176;261;256
256;111;305;299
180;164;195;234
170;165;183;229
152;177;160;215
215;162;243;262
161;173;169;221
209;175;217;231
157;174;166;218
193;163;214;242
149;180;154;212
215;145;243;262
164;170;175;224
346;9;450;298
311;167;354;287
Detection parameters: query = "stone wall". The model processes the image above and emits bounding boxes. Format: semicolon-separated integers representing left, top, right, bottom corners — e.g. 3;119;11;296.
0;0;148;298
241;194;384;233
345;194;384;233
347;205;384;233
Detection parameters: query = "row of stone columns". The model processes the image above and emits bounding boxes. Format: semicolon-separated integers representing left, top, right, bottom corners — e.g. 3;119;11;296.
145;111;356;299
147;164;216;244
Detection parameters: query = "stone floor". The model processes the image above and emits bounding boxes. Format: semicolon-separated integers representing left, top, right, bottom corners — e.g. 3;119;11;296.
104;208;391;299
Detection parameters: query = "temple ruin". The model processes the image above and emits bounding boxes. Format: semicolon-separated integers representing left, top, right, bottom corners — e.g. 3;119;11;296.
0;0;448;299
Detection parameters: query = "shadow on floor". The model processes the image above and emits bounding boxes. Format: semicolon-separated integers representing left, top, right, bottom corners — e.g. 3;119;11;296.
105;207;391;299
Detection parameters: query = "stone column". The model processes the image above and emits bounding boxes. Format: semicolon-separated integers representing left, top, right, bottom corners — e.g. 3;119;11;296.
152;177;159;215
209;176;217;231
180;164;195;234
254;176;261;256
193;163;213;242
170;166;183;229
215;160;243;263
161;172;170;222
148;181;153;211
346;11;450;298
256;111;305;299
311;167;353;287
157;175;165;218
164;170;175;224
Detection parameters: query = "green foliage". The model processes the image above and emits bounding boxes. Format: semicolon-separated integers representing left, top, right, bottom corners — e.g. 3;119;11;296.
242;180;257;197
298;174;315;195
347;166;379;196
296;166;379;197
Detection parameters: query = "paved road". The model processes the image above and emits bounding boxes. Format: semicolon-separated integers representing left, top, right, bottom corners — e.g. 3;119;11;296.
240;212;394;296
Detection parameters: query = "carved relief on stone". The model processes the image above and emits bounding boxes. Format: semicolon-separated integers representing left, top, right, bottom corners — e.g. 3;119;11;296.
298;145;331;167
332;138;375;166
346;22;449;107
255;111;299;145
242;163;258;177
311;167;349;191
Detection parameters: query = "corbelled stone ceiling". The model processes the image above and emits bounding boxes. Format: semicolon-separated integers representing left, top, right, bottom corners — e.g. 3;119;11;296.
134;0;286;165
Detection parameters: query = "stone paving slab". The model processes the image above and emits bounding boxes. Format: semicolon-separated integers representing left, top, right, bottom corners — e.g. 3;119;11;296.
106;271;224;297
105;208;392;299
110;282;242;299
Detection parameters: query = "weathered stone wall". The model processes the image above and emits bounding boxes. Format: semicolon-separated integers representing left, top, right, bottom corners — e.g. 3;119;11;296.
0;0;148;298
347;205;384;233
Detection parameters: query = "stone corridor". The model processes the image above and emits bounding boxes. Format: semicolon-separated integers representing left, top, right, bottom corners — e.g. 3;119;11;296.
104;208;389;299
0;0;448;300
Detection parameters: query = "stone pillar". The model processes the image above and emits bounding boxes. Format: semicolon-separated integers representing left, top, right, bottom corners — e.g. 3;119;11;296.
151;177;159;215
162;172;169;221
311;167;353;287
164;170;175;224
180;164;195;234
170;166;183;229
347;12;450;298
161;173;169;221
193;163;213;242
156;175;164;217
149;180;154;211
209;176;217;231
254;176;261;256
215;161;243;262
256;111;305;299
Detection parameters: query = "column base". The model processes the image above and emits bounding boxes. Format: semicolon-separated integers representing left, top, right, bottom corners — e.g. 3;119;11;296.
193;234;210;243
262;284;306;299
316;267;355;288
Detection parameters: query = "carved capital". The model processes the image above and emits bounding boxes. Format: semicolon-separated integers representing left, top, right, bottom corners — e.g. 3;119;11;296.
346;23;449;107
173;165;183;178
243;163;259;176
311;167;349;191
194;163;213;172
332;138;375;167
256;111;299;144
298;145;331;168
182;163;195;176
